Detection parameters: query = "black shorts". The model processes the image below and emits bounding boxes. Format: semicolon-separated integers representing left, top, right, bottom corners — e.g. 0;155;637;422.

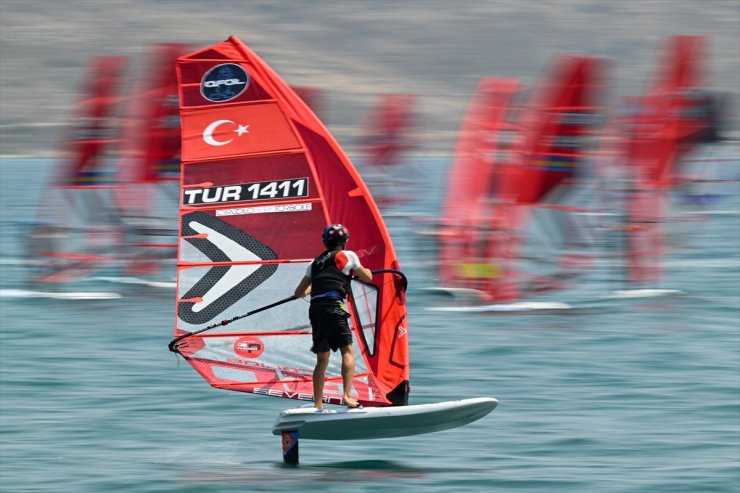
308;299;352;353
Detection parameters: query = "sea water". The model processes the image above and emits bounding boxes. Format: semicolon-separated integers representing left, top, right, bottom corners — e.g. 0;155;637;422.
0;156;738;492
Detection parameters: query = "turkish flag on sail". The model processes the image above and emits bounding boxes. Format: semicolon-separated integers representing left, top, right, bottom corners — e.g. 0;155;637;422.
181;102;302;162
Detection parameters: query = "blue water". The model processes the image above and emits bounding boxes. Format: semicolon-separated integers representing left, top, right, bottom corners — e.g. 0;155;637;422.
0;157;738;492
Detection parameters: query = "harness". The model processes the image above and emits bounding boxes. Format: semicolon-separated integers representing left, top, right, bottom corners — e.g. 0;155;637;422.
310;250;351;301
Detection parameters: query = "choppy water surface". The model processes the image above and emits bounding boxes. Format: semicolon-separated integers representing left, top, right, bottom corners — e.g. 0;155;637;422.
0;158;738;492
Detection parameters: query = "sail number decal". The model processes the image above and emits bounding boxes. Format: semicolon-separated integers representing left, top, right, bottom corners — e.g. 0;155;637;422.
183;178;308;205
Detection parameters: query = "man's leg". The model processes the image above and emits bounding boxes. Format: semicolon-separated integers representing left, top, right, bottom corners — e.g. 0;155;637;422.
339;344;359;408
313;351;330;409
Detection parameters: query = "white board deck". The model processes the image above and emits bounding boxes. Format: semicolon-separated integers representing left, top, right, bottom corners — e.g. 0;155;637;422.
272;397;498;440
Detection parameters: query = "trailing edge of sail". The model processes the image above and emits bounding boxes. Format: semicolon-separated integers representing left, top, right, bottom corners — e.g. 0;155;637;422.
29;55;129;284
173;36;409;407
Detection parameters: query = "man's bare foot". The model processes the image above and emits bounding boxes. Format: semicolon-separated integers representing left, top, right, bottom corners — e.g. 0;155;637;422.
344;397;362;409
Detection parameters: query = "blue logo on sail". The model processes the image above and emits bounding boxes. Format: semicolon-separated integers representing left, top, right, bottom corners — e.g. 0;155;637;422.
201;63;249;103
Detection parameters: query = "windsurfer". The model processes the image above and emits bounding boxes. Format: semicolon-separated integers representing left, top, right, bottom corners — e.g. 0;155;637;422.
293;224;373;409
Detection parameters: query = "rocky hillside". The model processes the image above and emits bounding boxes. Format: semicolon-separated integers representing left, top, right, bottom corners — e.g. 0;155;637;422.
1;0;738;157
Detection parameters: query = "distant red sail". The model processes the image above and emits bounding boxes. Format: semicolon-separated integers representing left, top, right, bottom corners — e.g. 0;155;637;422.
355;93;419;210
126;43;191;184
624;35;711;284
358;93;418;168
59;55;129;187
503;55;607;298
514;56;608;205
629;35;708;190
114;43;190;276
437;78;523;300
437;55;608;303
30;55;130;284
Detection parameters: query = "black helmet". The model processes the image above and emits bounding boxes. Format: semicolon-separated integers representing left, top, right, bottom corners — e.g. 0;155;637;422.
322;224;350;248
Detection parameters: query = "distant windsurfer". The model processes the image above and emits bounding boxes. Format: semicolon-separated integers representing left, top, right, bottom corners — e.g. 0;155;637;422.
294;224;372;409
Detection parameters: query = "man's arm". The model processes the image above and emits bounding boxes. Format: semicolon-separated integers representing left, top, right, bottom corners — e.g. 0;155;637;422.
294;276;312;298
342;250;373;283
354;265;373;283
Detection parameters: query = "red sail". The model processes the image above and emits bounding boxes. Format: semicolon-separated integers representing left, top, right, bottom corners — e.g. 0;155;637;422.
629;35;708;190
437;56;607;303
514;55;607;205
500;55;607;299
356;93;419;209
115;43;191;275
29;55;129;283
173;36;409;407
624;36;710;283
121;43;191;186
437;78;523;300
58;55;129;187
488;55;606;301
358;93;418;168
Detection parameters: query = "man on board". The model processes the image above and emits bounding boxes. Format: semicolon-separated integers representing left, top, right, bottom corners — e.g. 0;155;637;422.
294;224;373;410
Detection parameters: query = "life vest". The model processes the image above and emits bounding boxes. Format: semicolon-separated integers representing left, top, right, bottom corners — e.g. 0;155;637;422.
310;250;351;297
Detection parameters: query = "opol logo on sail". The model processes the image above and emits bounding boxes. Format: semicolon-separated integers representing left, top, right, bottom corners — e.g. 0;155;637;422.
201;63;249;103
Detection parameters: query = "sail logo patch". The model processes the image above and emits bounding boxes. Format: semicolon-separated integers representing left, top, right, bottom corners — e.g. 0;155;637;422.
201;63;249;103
183;178;309;205
234;336;265;358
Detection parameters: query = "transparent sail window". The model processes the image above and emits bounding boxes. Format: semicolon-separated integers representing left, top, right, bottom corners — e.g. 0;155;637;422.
350;279;378;356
